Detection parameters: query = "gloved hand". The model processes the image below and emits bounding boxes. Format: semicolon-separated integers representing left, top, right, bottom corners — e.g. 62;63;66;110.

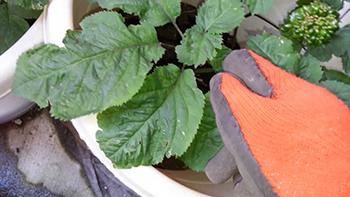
205;49;350;196
204;49;274;186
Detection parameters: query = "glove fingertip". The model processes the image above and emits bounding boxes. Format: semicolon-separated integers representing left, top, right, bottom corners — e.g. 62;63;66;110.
223;49;273;98
205;147;238;184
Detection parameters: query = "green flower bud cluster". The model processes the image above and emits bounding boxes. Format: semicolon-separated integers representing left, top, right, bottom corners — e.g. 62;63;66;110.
281;1;339;46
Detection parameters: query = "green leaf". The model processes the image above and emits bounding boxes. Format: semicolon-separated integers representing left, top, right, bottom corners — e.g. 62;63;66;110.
322;68;350;84
298;54;323;83
96;0;181;27
209;46;231;72
245;0;274;15
321;80;350;107
310;25;350;73
176;0;244;66
321;0;344;10
196;0;244;33
95;0;145;13
0;4;29;54
180;94;223;172
11;0;48;10
176;26;222;67
309;44;333;62
247;34;300;73
325;25;350;58
13;12;165;120
7;1;42;19
96;65;205;168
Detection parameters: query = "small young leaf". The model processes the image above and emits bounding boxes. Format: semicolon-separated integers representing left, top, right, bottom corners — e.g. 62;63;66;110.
96;0;181;27
247;34;300;73
176;0;244;66
209;46;232;72
180;94;223;172
321;80;350;107
11;0;48;10
176;26;222;67
298;54;323;83
13;12;165;120
322;68;350;84
97;65;205;168
0;4;29;54
245;0;274;15
196;0;244;33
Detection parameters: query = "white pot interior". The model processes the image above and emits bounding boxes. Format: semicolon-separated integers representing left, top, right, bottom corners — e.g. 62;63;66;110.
69;0;349;196
0;0;74;124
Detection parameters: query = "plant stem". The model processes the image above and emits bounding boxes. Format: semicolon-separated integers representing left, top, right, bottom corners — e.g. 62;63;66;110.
341;8;350;20
172;21;184;38
181;64;186;71
194;67;215;74
161;42;176;49
182;9;197;14
256;14;280;30
196;77;207;88
246;13;280;30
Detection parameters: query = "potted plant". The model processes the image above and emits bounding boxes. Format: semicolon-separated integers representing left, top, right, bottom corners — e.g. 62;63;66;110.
0;0;74;124
12;0;350;196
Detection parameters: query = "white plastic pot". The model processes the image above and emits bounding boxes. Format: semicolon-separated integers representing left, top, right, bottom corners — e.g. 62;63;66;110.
0;0;73;124
72;1;350;196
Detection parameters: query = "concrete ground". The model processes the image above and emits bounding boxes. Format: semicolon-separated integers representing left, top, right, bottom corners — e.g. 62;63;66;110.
0;107;138;197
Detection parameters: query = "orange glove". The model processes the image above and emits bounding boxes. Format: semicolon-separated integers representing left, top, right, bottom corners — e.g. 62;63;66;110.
209;49;350;196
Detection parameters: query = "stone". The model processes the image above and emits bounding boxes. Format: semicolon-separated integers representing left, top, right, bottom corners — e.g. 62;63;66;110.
5;110;94;197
